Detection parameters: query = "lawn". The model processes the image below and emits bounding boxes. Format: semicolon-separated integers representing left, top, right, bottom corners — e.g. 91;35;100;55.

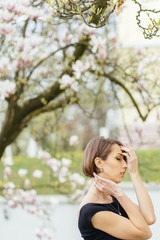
0;149;160;195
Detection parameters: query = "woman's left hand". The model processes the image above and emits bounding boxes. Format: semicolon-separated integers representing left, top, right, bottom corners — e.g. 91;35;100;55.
120;143;138;175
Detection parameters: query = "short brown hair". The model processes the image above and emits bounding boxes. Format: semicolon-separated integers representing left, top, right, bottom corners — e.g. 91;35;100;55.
82;136;124;178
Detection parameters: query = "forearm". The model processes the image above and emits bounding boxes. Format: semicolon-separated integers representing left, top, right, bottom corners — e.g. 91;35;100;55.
130;172;156;225
116;191;152;237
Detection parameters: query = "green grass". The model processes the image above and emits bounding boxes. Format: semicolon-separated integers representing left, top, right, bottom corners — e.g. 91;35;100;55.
0;149;160;195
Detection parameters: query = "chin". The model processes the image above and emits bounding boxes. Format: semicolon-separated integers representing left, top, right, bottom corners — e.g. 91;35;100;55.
113;179;122;184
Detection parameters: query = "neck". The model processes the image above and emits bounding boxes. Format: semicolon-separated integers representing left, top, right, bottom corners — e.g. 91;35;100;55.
88;179;112;203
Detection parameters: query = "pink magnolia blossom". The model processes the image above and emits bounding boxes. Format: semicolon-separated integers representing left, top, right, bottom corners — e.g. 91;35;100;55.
16;57;32;71
58;166;69;183
25;190;37;204
8;200;18;208
0;23;15;36
79;24;96;36
91;36;107;53
16;189;26;202
35;228;42;239
59;74;75;89
4;166;11;178
0;10;14;22
71;189;83;202
0;57;10;73
24;179;30;188
0;80;16;99
4;188;14;197
43;228;53;240
72;60;91;79
4;182;15;197
135;127;143;136
70;173;85;188
4;1;16;12
40;69;48;77
37;149;51;161
24;205;37;214
49;158;61;175
97;49;107;61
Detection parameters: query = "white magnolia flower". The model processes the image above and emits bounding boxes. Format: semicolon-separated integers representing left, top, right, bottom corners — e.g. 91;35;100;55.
0;80;16;98
37;149;51;161
72;60;85;79
3;188;14;197
61;157;71;167
4;182;15;189
69;135;79;146
0;10;14;22
59;74;75;89
70;173;85;187
16;188;26;201
3;157;14;166
33;169;43;179
8;200;18;208
71;81;79;92
91;36;107;53
18;168;28;178
43;228;52;240
47;158;61;175
71;189;84;201
25;205;37;214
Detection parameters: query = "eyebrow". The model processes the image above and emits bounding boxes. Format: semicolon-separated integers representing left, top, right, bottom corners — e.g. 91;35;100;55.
115;153;123;156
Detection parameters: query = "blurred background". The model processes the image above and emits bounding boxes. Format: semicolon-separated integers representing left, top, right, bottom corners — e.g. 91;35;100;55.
0;0;160;239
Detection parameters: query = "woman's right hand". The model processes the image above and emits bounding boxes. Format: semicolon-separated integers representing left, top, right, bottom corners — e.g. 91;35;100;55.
93;173;123;198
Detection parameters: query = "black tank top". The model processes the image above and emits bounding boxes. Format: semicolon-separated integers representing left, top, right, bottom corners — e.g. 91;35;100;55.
78;197;129;240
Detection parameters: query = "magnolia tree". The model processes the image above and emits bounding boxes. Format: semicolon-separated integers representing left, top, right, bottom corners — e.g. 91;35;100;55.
0;0;160;238
1;136;86;239
0;0;160;160
49;0;160;39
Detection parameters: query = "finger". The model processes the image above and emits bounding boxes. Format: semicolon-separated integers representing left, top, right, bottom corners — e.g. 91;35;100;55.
94;181;103;192
120;152;129;156
94;173;109;182
120;146;130;152
125;143;133;150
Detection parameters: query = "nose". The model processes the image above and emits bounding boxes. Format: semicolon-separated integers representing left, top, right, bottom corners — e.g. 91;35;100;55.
122;159;128;168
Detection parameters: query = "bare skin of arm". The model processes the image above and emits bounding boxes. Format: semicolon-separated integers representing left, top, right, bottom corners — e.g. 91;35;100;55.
121;144;156;225
93;177;152;240
92;143;155;239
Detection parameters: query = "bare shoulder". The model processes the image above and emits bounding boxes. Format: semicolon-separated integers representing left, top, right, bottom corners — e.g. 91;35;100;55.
77;200;91;219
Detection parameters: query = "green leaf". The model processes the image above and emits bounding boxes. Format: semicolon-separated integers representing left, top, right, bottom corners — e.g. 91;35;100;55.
88;15;93;23
70;11;79;14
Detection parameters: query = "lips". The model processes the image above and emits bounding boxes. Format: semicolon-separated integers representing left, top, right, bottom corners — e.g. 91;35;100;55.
120;171;125;177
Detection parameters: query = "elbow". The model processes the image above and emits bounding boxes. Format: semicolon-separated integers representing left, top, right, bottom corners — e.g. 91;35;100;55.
146;216;156;225
144;228;152;239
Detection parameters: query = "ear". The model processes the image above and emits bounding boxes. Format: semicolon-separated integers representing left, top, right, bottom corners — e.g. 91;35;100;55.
94;157;104;169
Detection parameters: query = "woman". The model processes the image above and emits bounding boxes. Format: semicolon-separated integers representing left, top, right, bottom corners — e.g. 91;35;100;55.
78;137;156;240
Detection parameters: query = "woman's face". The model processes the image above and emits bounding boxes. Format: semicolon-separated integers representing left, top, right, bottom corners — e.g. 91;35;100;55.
100;144;127;183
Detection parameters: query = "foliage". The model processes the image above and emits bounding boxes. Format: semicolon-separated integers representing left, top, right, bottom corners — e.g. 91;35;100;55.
48;0;160;39
0;149;160;197
0;0;160;160
0;151;83;194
